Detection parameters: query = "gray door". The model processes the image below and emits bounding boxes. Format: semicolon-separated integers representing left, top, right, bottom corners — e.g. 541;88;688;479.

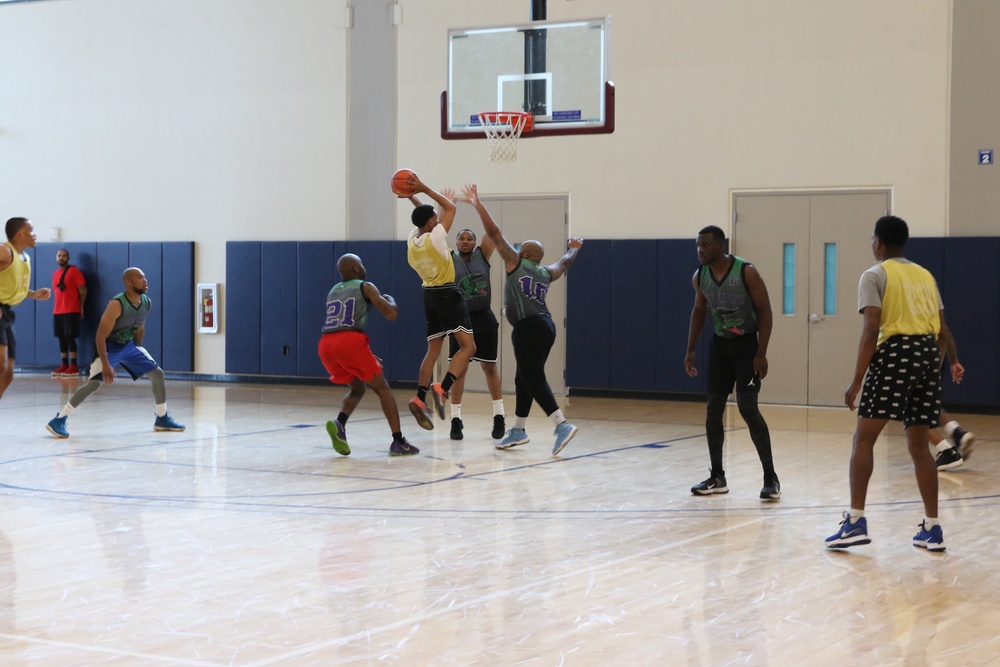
733;191;890;406
446;195;569;396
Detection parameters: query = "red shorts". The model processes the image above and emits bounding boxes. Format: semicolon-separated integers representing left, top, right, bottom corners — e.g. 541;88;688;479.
317;330;382;385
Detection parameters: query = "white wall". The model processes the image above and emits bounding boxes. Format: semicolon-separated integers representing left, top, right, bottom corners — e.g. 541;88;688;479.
0;0;347;374
396;1;951;240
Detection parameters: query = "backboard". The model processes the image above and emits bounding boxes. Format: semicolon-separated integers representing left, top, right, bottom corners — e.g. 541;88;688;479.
442;16;613;139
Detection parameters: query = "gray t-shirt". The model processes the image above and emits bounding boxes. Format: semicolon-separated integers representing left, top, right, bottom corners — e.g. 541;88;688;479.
857;258;944;313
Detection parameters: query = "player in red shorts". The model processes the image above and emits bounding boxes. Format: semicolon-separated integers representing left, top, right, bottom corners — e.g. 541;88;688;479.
318;253;417;456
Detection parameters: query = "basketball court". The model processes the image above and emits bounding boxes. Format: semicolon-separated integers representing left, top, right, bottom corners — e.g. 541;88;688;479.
0;374;997;665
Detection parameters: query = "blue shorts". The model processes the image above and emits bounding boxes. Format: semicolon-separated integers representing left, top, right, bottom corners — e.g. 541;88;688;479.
88;340;159;380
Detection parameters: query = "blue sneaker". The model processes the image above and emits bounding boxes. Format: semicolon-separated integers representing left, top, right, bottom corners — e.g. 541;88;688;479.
496;428;529;450
825;511;871;549
552;421;578;456
913;521;946;552
46;414;69;438
154;413;186;432
326;419;351;456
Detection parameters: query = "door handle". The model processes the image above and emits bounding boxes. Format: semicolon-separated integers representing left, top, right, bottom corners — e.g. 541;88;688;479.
809;314;823;323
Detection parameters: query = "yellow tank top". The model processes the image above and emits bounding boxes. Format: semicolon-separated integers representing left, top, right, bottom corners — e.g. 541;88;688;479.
878;259;940;345
407;225;456;287
0;242;31;306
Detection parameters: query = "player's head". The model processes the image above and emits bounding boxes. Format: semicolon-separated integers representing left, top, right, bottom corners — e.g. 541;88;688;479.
122;267;148;294
519;240;544;263
411;205;437;230
336;253;365;281
696;225;727;265
455;229;477;255
56;249;70;266
873;215;908;250
5;217;34;245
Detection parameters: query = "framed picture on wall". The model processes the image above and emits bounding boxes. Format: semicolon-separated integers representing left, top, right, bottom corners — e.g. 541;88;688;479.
197;283;218;334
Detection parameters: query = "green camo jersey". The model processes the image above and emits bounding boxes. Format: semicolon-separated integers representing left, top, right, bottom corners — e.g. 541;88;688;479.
504;258;551;325
322;279;370;333
699;256;757;338
453;247;492;314
108;293;151;345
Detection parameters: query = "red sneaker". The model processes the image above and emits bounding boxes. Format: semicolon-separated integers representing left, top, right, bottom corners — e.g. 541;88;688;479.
51;364;68;377
63;364;79;376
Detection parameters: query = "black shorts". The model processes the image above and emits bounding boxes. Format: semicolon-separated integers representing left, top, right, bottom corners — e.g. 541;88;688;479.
706;334;761;396
423;284;472;340
449;308;499;362
859;334;941;427
53;312;81;339
0;304;15;360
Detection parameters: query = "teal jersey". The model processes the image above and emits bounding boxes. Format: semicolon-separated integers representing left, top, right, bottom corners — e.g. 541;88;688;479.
699;256;757;338
504;258;552;325
453;247;492;313
108;293;151;345
322;279;371;333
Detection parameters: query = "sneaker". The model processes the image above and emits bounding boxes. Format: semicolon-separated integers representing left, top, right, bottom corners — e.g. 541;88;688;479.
389;437;419;456
912;520;946;552
429;383;448;420
450;417;464;441
951;426;975;462
51;364;68;377
552;421;578;456
153;413;186;432
691;470;728;496
491;415;506;440
63;364;79;376
326;419;350;456
496;428;529;450
46;414;69;438
825;511;871;549
760;476;781;500
935;446;963;471
408;397;434;430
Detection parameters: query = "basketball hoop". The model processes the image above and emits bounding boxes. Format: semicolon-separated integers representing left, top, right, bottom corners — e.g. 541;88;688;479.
478;111;533;163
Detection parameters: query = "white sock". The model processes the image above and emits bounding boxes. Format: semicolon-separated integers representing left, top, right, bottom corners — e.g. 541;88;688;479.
942;421;958;438
156;403;168;418
924;516;940;528
58;403;76;419
848;509;865;522
513;416;528;430
451;403;462;419
549;409;565;427
492;399;504;417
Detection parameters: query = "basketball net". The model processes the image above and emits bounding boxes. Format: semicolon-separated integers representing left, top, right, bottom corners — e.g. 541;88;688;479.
478;112;532;163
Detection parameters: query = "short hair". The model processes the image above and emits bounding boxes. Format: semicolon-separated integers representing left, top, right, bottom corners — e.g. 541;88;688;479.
456;228;476;241
5;217;28;241
411;205;436;228
873;215;909;248
698;225;726;242
58;248;70;258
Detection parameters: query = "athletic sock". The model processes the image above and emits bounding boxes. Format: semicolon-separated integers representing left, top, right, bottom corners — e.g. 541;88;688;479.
441;372;456;393
451;404;462;419
549;409;565;427
337;412;349;425
417;386;428;402
492;399;505;416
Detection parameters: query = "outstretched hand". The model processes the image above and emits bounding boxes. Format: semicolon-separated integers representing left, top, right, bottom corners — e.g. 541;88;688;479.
567;237;583;250
461;183;480;207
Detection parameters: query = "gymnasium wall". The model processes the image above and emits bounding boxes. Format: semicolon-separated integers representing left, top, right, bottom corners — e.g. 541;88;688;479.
13;242;194;372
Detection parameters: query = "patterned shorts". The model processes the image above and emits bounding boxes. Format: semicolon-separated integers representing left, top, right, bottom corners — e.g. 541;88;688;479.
859;334;941;427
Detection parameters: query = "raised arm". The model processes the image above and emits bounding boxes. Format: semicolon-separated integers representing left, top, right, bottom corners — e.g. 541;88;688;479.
460;183;519;271
544;238;583;282
410;176;457;233
362;281;398;321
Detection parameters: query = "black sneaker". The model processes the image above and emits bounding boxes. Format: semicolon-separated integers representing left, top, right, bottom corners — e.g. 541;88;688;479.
389;437;419;456
491;415;506;440
450;417;464;440
951;426;975;462
691;471;728;496
760;476;781;501
935;446;963;471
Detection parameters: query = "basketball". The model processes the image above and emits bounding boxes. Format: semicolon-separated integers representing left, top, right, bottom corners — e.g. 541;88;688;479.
391;168;418;197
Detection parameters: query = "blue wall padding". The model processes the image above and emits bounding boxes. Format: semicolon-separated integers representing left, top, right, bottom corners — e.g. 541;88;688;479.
128;242;163;365
260;242;299;376
566;239;612;388
610;240;658;390
657;240;707;393
161;243;194;371
296;241;338;378
388;241;427;383
340;241;393;376
225;242;262;374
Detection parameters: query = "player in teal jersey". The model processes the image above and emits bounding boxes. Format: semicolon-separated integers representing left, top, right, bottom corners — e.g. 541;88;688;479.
45;267;184;437
318;254;417;456
458;183;582;456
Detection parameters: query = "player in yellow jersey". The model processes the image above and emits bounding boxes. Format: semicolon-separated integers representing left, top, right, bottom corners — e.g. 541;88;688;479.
826;215;953;552
403;176;476;430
